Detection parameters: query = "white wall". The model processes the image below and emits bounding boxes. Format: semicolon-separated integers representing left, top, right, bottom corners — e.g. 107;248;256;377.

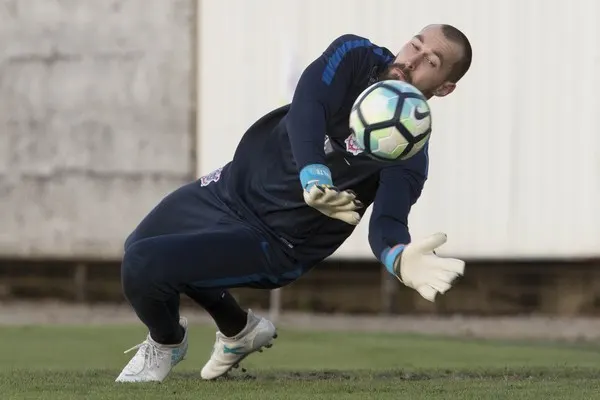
197;0;600;260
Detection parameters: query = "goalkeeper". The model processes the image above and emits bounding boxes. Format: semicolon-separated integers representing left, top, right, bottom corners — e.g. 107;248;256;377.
116;24;472;383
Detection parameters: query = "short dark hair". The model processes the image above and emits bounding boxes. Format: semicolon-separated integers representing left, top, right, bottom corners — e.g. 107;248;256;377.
440;24;472;83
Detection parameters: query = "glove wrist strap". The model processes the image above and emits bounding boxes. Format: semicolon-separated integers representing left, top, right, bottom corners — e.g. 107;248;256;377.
381;244;406;277
300;164;333;190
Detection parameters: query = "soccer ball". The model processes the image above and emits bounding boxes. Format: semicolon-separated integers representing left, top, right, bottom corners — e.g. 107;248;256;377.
349;80;432;161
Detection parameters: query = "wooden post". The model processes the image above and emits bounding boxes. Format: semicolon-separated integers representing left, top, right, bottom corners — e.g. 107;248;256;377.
269;288;282;322
381;268;397;314
74;263;88;302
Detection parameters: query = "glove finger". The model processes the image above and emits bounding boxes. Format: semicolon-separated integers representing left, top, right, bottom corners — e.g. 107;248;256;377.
410;232;448;254
331;211;361;225
302;190;314;206
325;191;356;207
336;190;360;206
319;186;343;203
331;200;362;211
304;185;324;203
416;285;438;302
428;264;464;294
428;277;453;294
432;268;462;285
420;253;465;276
306;186;339;206
435;257;465;275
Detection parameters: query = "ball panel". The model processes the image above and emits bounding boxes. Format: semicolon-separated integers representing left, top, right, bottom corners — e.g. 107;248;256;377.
398;82;426;96
358;86;400;125
351;82;376;111
402;132;431;159
369;126;409;160
379;80;426;98
349;109;366;150
349;108;365;135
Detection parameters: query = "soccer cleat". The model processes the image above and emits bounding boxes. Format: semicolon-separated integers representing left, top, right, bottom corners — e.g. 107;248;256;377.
115;317;188;383
200;309;277;380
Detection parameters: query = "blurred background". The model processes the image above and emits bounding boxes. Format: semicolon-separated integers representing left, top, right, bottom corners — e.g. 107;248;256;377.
1;0;600;320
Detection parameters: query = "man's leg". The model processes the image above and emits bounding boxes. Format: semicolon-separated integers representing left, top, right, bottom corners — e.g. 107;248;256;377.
116;246;189;383
183;285;279;380
117;222;280;382
119;180;248;347
184;288;248;337
165;295;181;327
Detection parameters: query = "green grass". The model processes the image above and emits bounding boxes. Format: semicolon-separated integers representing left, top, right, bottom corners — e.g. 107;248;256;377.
1;324;600;399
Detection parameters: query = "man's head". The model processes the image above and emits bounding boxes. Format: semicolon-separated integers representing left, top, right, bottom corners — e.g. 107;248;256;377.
379;24;472;99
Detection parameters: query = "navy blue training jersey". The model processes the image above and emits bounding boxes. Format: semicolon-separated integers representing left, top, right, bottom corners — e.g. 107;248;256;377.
210;34;429;267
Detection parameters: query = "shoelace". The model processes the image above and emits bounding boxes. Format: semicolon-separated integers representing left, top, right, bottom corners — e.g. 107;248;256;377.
123;340;164;369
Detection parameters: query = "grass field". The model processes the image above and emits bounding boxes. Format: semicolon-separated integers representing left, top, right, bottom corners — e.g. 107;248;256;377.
1;324;600;399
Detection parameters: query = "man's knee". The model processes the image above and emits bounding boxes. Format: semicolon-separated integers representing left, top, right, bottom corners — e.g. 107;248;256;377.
123;230;138;252
121;240;164;301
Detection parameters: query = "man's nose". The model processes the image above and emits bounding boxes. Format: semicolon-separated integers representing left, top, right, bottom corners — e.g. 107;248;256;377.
405;54;422;70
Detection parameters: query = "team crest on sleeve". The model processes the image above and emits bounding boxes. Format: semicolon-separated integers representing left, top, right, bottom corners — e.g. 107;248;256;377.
200;166;223;186
345;134;363;156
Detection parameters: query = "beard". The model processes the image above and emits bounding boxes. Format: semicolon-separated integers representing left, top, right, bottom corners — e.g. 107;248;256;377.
378;63;413;84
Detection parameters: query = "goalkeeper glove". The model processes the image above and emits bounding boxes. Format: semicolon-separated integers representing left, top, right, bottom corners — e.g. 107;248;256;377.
300;164;362;225
381;232;465;302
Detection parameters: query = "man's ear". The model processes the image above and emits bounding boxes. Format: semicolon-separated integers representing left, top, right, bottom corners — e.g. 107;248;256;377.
432;82;456;97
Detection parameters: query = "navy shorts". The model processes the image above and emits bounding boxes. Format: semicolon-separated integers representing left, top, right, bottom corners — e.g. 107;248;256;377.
122;179;303;292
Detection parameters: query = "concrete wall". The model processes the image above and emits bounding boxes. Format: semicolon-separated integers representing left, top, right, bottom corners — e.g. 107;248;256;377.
0;0;196;259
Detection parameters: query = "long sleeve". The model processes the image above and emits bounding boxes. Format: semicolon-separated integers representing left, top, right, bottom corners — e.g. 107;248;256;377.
286;35;377;171
368;144;430;264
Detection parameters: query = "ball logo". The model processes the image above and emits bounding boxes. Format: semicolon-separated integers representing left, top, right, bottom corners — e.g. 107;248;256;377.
413;106;430;120
200;166;223;187
345;134;364;156
409;104;432;136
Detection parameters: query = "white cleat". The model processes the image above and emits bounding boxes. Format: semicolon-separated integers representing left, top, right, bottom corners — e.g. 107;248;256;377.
115;317;188;383
201;310;277;380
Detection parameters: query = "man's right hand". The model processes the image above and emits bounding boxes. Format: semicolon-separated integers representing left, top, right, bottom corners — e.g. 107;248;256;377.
300;164;363;225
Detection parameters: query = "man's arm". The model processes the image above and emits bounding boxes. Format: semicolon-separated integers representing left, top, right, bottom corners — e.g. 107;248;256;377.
286;34;389;225
368;145;465;302
368;146;428;273
286;34;381;188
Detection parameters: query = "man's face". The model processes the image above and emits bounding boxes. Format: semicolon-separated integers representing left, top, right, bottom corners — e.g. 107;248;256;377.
379;25;464;98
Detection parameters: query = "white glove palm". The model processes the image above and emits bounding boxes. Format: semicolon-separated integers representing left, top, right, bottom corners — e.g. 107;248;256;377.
394;232;465;302
303;185;362;225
